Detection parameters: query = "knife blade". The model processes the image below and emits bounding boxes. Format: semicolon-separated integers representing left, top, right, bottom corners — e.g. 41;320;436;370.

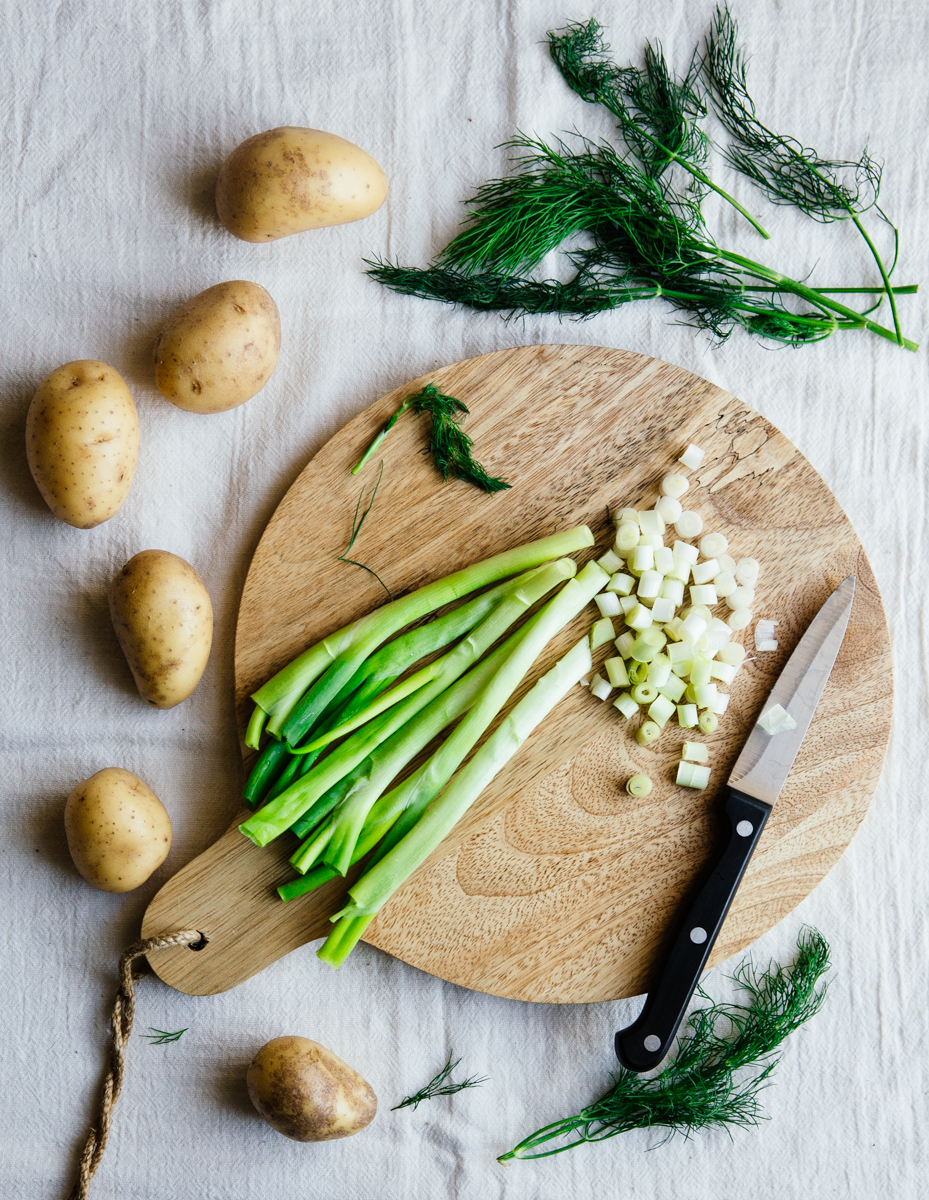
614;575;856;1073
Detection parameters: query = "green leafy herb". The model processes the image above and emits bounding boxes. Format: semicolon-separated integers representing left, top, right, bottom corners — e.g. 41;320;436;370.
392;1052;487;1111
338;464;392;598
498;927;830;1162
703;6;903;345
353;382;511;493
143;1027;187;1045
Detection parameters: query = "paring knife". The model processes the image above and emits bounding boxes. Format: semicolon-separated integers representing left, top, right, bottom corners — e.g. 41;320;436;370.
615;575;856;1073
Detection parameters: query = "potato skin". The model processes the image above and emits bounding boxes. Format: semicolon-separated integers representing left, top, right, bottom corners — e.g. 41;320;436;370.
154;280;281;414
247;1036;377;1142
25;360;139;528
64;767;171;893
109;550;213;709
215;127;388;243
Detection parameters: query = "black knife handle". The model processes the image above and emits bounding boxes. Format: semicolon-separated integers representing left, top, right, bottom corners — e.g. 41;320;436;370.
615;787;772;1073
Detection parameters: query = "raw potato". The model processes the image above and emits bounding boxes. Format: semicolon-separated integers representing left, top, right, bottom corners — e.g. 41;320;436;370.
215;127;388;243
154;280;281;414
25;360;139;528
247;1036;377;1142
110;550;213;709
64;767;171;893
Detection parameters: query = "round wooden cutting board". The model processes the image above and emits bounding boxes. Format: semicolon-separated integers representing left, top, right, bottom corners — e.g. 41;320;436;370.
143;344;892;1001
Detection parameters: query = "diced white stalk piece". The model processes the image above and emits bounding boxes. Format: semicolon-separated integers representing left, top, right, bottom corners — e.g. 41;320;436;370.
694;633;709;653
648;693;676;728
671;659;693;679
630;628;666;662
654;545;675;575
637;569;662;600
711;661;737;685
680;613;708;642
627;604;654;631
693;682;718;708
658;673;687;702
614;692;639;719
664;616;685;642
689;656;712;686
727;586;755;611
615;632;636;658
639;532;664;549
661;473;689;498
656;495;683;523
758;703;797;734
677;761;711;789
597;549;624;575
579;676;590;687
714;571;737;598
607;572;635;596
717;641;746;666
595;592;622;618
672;540;699;565
632;544;655;572
675;511;704;538
689;583;718;606
681;741;709;763
668;641;693;665
692;559;719;585
604;656;630;688
650;596;676;623
709;616;732;638
718;554;737;574
661;577;685;607
677;703;698;728
708;691;730;715
736;558;760;585
703;631;730;657
683;604;713;623
667;555;692;584
638;510;666;536
757;639;779;652
590;617;615;649
614;520;640;552
647;655;672;688
616;507;639;526
620;594;638;615
755;618;778;635
727;608;753;631
699;533;728;558
590;673;613;701
678;443;705;470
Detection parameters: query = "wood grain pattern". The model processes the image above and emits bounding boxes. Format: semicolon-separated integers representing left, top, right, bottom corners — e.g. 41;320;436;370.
142;345;892;1000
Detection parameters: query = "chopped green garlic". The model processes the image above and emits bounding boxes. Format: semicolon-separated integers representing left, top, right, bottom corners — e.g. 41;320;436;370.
755;619;779;649
597;549;624;575
614;520;639;552
678;443;705;470
604;656;630;688
676;761;711;789
699;533;728;558
693;682;718;708
661;577;685;606
632;545;655;572
614;507;638;525
636;720;661;745
727;586;754;611
639;510;666;537
718;554;737;573
629;627;666;661
648;693;676;727
689;583;718;606
660;473;689;498
654;545;675;575
590;617;615;649
627;604;654;631
595;592;622;618
625;773;653;797
628;661;648;684
673;540;699;565
639;532;664;549
698;711;718;734
656;496;683;523
646;655;672;688
668;640;693;665
727;608;753;631
711;660;737;685
689;656;712;686
590;673;613;701
651;596;676;623
714;571;737;598
613;692;639;719
637;569;662;599
667;555;692;584
736;558;760;585
658;673;687;702
620;594;638;615
675;511;704;539
681;741;708;763
717;641;747;666
632;682;659;705
680;612;707;641
607;572;635;596
615;631;636;658
707;691;730;715
677;703;698;727
691;559;719;585
758;703;797;734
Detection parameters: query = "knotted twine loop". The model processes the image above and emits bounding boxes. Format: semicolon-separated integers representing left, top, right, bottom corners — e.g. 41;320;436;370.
68;929;203;1200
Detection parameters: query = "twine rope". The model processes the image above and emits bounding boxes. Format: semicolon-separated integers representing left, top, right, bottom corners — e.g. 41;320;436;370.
68;929;203;1200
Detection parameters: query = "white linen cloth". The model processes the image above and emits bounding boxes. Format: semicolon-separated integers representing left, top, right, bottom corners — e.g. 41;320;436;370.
1;0;926;1195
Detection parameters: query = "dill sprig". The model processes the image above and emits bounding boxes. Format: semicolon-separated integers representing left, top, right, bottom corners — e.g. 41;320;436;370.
703;6;903;345
548;19;769;237
352;382;511;493
498;927;830;1162
338;463;392;597
392;1051;487;1111
142;1027;187;1044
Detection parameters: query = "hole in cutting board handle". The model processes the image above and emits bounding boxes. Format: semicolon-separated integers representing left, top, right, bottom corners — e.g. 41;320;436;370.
186;933;209;952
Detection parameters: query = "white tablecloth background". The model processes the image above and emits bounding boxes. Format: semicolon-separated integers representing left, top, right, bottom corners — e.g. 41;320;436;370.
2;0;926;1196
